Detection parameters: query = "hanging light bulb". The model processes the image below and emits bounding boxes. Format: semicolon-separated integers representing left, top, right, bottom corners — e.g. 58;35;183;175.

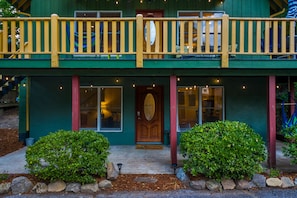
115;0;119;4
140;0;143;3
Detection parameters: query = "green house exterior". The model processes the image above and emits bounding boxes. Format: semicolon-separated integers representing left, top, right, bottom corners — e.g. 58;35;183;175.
1;0;295;167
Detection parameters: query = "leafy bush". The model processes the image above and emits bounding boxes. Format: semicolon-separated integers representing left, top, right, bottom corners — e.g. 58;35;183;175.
26;130;109;184
180;121;266;180
281;125;297;164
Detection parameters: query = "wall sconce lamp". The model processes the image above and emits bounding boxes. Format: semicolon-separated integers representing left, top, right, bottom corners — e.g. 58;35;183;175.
117;163;123;174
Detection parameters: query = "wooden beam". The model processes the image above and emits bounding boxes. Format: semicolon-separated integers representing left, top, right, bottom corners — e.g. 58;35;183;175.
170;75;177;166
267;76;276;168
72;75;80;131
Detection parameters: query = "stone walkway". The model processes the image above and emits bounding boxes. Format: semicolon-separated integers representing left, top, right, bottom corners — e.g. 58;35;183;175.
0;141;296;174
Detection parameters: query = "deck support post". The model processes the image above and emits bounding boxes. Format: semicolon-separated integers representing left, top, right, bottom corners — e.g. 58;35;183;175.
72;75;80;131
170;75;177;166
268;76;276;168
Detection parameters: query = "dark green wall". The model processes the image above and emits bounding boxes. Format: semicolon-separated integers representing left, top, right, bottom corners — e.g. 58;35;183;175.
177;76;268;142
30;0;270;17
25;75;267;144
29;77;72;140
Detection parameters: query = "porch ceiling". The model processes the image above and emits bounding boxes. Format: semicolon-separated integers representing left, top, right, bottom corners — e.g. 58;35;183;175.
270;0;288;16
9;0;288;16
10;0;31;13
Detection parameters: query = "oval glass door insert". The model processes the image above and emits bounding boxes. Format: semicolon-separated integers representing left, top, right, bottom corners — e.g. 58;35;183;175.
144;93;155;121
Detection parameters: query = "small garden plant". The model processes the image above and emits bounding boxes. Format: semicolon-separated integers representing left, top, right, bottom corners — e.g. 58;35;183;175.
180;121;267;180
25;130;109;184
281;125;297;164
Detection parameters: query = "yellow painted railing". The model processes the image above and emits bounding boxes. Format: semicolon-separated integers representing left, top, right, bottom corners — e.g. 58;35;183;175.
0;14;296;68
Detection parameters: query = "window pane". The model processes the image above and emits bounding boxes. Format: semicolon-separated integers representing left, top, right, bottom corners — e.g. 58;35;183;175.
100;87;122;130
202;87;223;123
178;86;198;131
80;88;98;128
178;86;224;131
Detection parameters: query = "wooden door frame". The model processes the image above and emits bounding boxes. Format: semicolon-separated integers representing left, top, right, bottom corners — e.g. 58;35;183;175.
135;85;164;143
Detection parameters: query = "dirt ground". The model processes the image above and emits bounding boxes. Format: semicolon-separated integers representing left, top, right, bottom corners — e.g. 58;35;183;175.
0;107;187;192
0;107;24;157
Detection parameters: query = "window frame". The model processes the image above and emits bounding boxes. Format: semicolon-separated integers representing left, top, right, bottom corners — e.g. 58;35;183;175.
98;86;123;132
177;85;225;132
79;86;123;132
176;10;225;48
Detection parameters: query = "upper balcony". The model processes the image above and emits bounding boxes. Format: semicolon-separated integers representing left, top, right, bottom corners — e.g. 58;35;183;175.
0;14;297;69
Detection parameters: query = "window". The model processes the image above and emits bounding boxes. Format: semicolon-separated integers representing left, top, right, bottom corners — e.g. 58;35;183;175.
74;11;122;53
80;86;123;132
177;11;224;51
178;86;224;131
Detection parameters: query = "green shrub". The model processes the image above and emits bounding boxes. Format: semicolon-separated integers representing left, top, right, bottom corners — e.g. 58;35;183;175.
281;125;297;164
25;130;109;184
180;121;266;180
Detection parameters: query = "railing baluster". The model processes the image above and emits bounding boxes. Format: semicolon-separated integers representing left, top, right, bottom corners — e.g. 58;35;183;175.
2;21;8;53
289;20;295;53
196;20;201;53
129;21;133;53
44;21;49;53
256;21;262;53
248;21;253;53
188;21;193;53
281;21;286;53
171;21;176;53
11;21;16;53
163;21;168;53
86;21;92;53
239;21;244;53
155;21;160;53
27;21;33;53
36;21;41;53
120;21;125;54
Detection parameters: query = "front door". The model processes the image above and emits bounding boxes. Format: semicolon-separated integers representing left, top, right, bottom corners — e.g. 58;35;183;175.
136;86;163;143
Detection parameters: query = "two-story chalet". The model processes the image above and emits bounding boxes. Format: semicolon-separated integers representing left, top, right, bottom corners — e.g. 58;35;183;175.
1;0;296;168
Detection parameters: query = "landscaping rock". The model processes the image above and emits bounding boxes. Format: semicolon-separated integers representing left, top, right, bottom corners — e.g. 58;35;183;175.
236;180;250;190
189;180;206;190
107;162;119;181
221;179;236;190
281;177;294;188
266;178;282;187
10;176;33;194
206;180;222;192
47;180;66;192
176;167;190;183
66;183;81;193
0;182;11;194
252;174;266;188
81;183;99;193
99;180;113;189
32;182;48;194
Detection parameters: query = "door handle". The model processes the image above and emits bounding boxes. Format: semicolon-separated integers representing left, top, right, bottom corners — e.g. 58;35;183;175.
137;111;141;120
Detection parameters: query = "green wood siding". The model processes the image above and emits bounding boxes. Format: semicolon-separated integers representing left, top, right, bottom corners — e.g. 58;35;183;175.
26;75;267;144
31;0;270;17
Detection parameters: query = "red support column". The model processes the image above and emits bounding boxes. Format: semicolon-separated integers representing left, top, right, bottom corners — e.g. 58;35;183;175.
170;75;177;166
268;76;276;168
72;75;80;131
